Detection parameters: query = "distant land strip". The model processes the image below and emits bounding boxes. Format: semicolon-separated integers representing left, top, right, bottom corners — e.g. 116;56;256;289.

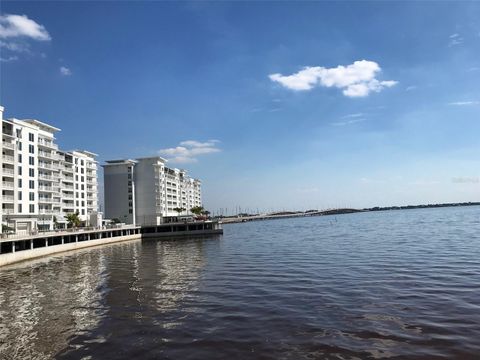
219;202;480;224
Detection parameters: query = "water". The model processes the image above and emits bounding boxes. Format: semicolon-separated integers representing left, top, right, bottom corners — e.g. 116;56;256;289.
1;206;480;359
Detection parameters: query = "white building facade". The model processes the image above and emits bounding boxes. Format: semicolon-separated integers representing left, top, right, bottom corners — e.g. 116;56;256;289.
1;106;99;232
103;156;202;226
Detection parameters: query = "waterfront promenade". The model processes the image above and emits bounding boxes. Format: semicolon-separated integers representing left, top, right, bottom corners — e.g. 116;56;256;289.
0;221;223;267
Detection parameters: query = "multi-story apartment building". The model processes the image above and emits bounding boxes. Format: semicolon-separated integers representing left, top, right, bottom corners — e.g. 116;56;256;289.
1;106;99;232
103;156;202;226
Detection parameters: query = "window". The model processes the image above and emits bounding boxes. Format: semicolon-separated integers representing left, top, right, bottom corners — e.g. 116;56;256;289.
76;200;79;206
29;144;34;154
29;168;34;177
81;176;84;182
75;184;78;190
18;166;22;175
18;191;22;200
18;179;22;187
81;201;85;206
29;204;34;213
29;192;34;201
81;160;84;166
18;142;22;150
18;204;22;213
18;154;22;163
16;129;21;138
75;175;78;181
81;184;84;190
29;180;34;189
81;209;85;215
29;156;34;165
81;193;84;199
129;209;133;214
29;133;34;142
81;168;84;174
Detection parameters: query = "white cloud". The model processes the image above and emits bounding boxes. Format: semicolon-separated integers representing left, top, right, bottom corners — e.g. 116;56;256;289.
60;66;72;76
448;101;479;106
0;55;18;62
269;60;397;97
405;85;417;91
0;40;30;52
0;14;50;40
448;33;463;47
331;118;366;126
342;113;364;119
159;140;221;163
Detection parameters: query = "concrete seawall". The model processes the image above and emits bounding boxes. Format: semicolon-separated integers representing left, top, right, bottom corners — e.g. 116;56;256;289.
0;234;142;267
0;221;223;267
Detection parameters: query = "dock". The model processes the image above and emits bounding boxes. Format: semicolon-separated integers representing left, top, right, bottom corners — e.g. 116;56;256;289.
0;221;223;267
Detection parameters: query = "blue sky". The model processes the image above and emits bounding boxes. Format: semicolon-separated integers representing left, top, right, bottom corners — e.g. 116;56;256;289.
1;1;479;213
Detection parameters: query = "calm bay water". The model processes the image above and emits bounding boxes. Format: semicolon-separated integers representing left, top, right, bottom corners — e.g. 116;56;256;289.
1;206;480;359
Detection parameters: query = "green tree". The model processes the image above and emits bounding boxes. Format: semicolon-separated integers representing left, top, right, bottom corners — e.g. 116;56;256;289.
173;207;186;216
53;216;59;230
190;206;204;216
65;212;81;229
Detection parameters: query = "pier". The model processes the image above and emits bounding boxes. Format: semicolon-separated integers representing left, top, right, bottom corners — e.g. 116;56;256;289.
0;221;223;267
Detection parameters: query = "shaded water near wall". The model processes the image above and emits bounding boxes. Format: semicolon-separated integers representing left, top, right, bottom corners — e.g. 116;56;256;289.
1;206;479;359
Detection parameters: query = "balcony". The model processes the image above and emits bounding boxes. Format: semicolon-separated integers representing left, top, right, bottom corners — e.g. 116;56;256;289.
39;174;54;181
38;162;53;169
2;208;14;214
39;186;55;192
2;181;14;189
38;138;59;150
2;154;14;164
62;193;74;199
2;142;15;150
2;195;14;202
39;209;56;214
2;168;14;177
39;198;54;204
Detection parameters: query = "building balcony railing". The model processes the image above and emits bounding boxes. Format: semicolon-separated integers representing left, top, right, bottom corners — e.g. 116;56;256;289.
39;174;54;181
38;186;54;192
2;181;14;189
2;168;14;176
38;139;59;150
2;208;15;214
62;194;74;199
39;209;56;214
2;195;14;202
2;142;15;150
62;184;74;190
38;162;53;169
39;198;54;203
2;155;14;163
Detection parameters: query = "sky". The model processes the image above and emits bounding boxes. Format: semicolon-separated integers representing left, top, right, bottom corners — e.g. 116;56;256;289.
1;1;479;214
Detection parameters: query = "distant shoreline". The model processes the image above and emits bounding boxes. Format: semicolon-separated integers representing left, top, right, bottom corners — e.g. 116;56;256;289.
219;202;480;224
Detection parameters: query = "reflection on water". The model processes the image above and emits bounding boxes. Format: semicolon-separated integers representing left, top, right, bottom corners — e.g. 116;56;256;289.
1;207;480;359
0;251;108;360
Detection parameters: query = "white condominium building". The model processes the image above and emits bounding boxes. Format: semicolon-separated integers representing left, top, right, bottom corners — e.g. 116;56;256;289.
103;156;202;226
1;106;99;232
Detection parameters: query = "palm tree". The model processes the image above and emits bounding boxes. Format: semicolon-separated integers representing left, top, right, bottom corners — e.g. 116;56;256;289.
65;212;81;229
190;206;204;216
173;207;186;216
53;215;59;230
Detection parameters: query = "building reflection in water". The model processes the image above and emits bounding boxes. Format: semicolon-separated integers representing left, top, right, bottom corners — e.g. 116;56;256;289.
0;237;211;359
0;249;108;359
